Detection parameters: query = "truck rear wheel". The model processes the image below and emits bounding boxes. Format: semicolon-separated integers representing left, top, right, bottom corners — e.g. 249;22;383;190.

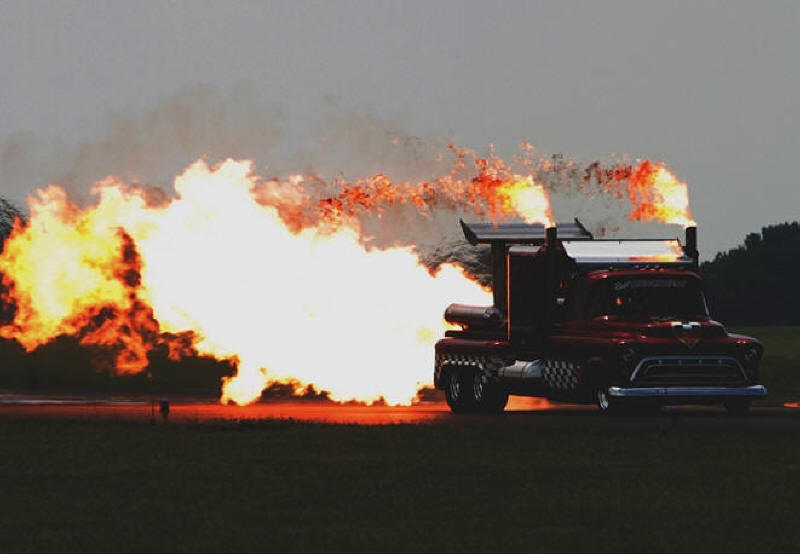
445;370;478;413
445;368;508;414
474;371;508;413
480;391;509;413
471;369;509;413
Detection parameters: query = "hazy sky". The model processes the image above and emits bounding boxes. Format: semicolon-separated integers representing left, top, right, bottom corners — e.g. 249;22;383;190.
0;0;797;258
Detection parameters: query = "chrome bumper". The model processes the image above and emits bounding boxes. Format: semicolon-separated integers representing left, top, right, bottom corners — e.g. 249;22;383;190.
607;385;767;398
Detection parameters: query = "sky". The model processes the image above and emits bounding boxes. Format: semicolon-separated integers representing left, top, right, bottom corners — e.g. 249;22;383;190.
0;0;797;258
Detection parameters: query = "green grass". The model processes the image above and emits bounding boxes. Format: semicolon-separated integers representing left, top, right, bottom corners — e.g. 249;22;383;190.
0;416;798;553
731;326;800;393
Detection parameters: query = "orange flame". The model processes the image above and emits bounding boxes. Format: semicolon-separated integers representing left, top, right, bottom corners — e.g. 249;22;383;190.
627;160;696;227
0;146;696;406
0;184;176;373
1;159;504;405
494;175;554;227
311;160;554;227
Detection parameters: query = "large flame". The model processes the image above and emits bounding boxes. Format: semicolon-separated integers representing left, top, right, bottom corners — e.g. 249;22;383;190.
627;160;695;227
0;149;694;406
0;184;171;374
494;175;554;227
0;157;556;405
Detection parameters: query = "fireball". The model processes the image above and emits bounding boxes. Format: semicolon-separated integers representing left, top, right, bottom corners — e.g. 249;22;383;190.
628;160;695;227
0;149;694;405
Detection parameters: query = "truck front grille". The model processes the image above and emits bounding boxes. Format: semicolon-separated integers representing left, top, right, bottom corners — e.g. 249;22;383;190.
631;356;746;386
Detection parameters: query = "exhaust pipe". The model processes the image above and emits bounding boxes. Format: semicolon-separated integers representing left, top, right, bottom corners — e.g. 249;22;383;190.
506;225;561;345
684;226;698;268
544;226;558;249
444;303;504;330
543;225;559;336
491;244;507;315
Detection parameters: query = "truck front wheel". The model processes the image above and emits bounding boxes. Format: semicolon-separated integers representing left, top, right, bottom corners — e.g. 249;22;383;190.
596;388;625;415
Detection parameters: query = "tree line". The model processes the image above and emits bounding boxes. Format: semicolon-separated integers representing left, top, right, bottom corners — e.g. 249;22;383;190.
0;198;24;324
0;197;23;241
699;221;800;325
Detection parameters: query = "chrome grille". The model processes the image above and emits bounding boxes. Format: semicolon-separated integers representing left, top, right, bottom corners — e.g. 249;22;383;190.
631;356;746;386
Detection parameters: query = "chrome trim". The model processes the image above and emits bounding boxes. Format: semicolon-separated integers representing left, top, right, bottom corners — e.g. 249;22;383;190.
607;385;767;398
630;355;746;382
497;360;542;380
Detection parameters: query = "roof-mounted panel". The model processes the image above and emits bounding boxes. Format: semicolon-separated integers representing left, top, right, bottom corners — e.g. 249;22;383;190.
460;219;593;245
507;245;541;257
562;239;693;267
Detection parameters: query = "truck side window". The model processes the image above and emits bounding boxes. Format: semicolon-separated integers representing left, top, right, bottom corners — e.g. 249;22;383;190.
563;281;589;321
587;281;610;317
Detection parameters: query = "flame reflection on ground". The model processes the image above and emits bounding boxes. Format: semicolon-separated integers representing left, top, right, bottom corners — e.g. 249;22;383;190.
0;395;560;424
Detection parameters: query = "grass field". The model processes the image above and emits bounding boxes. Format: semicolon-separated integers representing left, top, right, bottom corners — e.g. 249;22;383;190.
0;327;796;553
1;415;799;553
731;326;800;392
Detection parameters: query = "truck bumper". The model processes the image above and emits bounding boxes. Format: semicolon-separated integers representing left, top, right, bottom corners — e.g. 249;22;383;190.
607;385;767;399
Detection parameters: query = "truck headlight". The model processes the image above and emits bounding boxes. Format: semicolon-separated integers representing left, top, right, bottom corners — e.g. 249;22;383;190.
621;347;636;364
739;346;761;381
742;346;760;368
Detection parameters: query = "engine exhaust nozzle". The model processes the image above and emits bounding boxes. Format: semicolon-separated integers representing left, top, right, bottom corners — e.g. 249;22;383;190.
544;226;558;249
684;225;698;267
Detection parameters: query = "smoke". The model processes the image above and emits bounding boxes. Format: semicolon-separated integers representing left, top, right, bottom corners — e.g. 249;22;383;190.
0;84;285;207
0;85;464;206
0;85;698;403
0;83;682;286
301;99;452;182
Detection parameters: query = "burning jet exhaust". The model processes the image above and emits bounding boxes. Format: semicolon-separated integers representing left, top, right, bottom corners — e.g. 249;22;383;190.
0;146;693;405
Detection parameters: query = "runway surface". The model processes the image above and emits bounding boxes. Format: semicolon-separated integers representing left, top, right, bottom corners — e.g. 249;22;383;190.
0;393;798;424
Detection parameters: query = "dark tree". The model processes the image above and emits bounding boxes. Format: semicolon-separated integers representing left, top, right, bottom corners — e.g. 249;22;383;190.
0;197;24;245
0;197;25;324
700;221;800;325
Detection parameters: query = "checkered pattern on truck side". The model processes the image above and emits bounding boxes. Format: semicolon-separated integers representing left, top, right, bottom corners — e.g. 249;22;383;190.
541;359;580;391
434;353;504;387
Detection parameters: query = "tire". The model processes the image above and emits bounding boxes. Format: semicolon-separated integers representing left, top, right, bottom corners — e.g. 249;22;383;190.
471;369;509;413
445;369;478;413
724;397;752;416
445;368;507;414
480;392;509;413
596;388;626;415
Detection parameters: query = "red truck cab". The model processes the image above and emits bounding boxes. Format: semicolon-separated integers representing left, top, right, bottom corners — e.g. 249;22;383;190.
434;221;766;414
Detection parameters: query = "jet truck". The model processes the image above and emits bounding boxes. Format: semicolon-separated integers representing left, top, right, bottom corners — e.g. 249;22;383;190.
434;220;767;414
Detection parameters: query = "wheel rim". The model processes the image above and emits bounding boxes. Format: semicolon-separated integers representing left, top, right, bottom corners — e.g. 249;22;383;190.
448;372;461;400
597;389;610;411
473;371;484;402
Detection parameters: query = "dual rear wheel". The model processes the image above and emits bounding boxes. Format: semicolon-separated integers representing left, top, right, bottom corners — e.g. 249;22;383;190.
445;368;508;414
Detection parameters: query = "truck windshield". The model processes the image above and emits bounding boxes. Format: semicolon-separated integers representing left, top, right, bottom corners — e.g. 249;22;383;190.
588;276;709;319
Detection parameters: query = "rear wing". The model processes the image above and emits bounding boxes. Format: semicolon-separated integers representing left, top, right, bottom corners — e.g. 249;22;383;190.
460;219;593;245
459;218;594;312
559;239;695;269
460;218;698;271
